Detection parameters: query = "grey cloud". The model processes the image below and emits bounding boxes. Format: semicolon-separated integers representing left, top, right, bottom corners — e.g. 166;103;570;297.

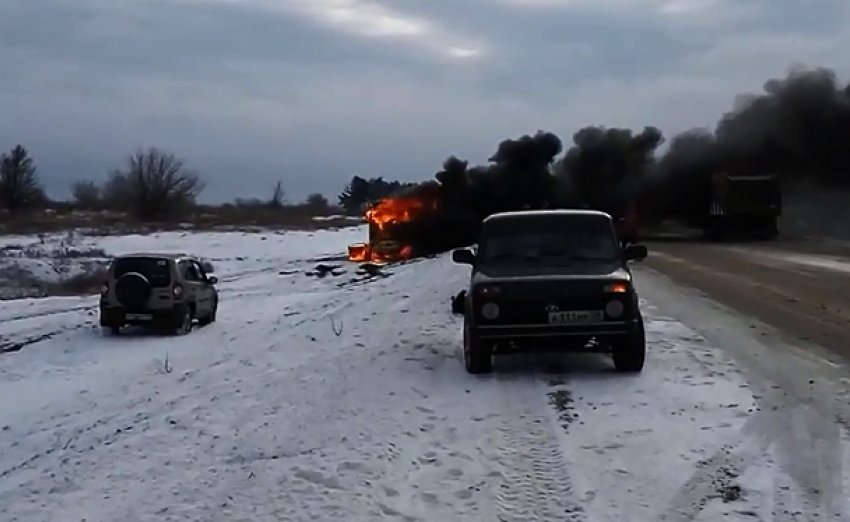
1;0;442;78
1;0;849;202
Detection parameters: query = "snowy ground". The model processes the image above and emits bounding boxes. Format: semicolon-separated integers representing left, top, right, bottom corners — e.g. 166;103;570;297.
0;225;364;299
1;229;850;521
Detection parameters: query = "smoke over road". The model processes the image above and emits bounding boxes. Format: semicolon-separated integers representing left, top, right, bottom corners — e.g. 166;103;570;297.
381;65;850;253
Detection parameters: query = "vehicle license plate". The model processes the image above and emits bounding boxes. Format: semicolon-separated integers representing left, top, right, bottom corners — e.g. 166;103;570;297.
125;313;153;320
548;310;604;323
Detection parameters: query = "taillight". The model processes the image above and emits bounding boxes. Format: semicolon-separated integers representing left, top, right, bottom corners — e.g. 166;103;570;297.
172;284;184;297
100;283;108;294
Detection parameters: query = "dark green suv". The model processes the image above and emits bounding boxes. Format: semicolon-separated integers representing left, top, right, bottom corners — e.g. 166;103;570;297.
452;210;648;374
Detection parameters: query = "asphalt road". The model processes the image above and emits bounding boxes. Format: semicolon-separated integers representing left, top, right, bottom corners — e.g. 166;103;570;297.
642;238;850;361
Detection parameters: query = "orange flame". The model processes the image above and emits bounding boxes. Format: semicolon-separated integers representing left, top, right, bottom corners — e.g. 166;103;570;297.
347;243;370;262
348;190;437;263
365;194;437;231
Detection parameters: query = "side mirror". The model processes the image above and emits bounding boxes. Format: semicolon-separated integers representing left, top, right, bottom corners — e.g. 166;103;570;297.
207;276;219;285
452;248;476;265
623;244;648;262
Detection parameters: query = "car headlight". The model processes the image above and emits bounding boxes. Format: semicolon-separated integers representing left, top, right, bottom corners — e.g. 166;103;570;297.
605;300;624;318
481;302;500;320
604;281;629;293
475;285;501;297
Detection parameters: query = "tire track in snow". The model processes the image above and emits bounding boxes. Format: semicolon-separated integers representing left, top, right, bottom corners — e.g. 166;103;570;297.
0;262;400;486
0;304;94;324
0;263;291;325
492;373;586;522
635;268;850;520
0;264;307;357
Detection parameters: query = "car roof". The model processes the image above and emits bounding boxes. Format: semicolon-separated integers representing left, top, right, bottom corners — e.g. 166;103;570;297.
116;252;192;260
483;209;612;223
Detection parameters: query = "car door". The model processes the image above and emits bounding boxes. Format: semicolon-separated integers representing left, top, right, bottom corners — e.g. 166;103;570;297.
192;260;214;313
178;260;205;312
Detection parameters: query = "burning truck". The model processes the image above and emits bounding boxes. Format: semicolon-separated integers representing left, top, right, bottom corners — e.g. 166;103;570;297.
347;188;439;263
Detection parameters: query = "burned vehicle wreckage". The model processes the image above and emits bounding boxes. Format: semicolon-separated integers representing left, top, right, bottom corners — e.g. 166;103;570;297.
452;210;648;375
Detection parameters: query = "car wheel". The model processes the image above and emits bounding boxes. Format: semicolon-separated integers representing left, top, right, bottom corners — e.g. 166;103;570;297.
199;298;218;326
172;307;193;336
463;315;492;374
451;290;466;315
611;315;646;373
103;326;121;336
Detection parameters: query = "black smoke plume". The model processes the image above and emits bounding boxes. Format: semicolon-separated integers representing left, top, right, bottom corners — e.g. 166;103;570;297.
383;65;850;254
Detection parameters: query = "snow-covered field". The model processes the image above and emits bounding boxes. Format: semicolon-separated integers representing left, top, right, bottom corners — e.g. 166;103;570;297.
1;227;849;521
0;223;365;299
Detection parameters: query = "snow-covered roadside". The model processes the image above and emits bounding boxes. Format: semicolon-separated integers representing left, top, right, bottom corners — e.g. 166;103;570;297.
0;227;366;355
1;233;848;520
0;227;365;300
634;266;850;521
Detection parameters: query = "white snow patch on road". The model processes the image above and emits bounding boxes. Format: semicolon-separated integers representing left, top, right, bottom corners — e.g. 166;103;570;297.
725;246;850;276
769;252;850;275
1;229;846;521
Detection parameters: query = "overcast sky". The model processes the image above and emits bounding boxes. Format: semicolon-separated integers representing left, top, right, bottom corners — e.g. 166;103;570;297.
2;0;849;203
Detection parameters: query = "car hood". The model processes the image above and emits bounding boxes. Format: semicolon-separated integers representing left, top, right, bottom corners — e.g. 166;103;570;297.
472;262;630;284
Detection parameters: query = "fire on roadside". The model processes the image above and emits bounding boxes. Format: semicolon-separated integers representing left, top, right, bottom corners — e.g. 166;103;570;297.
365;193;436;232
347;239;415;264
347;243;370;262
347;189;438;263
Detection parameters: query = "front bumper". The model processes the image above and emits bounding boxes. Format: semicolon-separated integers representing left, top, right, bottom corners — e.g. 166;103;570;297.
473;318;639;354
475;319;637;340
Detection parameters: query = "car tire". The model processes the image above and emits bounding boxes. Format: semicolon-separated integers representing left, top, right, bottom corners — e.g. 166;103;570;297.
103;325;120;336
463;315;492;374
172;306;193;336
451;290;466;315
611;315;646;373
755;219;778;240
199;298;218;326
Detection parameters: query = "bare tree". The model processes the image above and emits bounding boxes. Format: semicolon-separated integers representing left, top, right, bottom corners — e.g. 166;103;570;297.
70;180;102;209
106;147;205;221
101;172;130;209
267;181;286;209
0;145;46;213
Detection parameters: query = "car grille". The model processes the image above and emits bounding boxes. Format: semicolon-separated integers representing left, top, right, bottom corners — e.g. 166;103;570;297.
472;281;633;325
489;280;609;298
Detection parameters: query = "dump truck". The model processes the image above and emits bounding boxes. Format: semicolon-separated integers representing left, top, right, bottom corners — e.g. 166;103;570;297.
702;171;781;240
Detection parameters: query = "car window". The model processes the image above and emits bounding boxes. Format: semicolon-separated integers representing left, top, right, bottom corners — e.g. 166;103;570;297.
192;261;208;280
479;219;620;264
113;257;172;287
181;261;200;281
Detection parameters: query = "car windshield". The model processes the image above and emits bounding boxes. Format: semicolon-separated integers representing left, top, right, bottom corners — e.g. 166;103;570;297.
112;257;172;287
478;218;620;265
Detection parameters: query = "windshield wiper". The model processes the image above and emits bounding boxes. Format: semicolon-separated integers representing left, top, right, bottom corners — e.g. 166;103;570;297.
485;253;539;263
567;254;618;262
538;252;617;262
